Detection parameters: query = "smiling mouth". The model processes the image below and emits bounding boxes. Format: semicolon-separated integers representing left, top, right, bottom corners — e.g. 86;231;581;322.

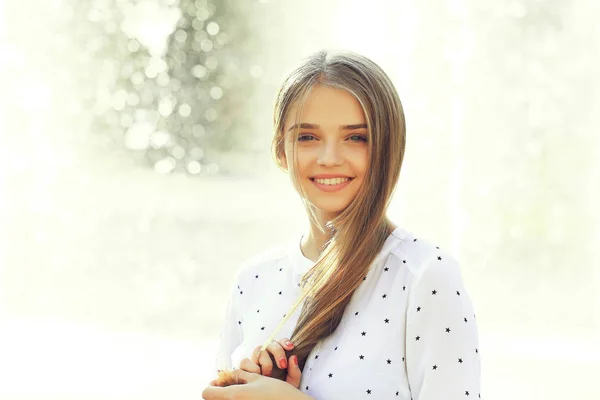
310;177;354;186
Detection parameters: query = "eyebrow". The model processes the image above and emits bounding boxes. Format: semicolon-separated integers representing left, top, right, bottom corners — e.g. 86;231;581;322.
287;123;368;132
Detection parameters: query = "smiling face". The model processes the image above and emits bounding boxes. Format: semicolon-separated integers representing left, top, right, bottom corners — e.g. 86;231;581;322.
282;85;369;218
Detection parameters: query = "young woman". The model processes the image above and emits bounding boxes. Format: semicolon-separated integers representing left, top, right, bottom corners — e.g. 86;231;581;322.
202;50;481;400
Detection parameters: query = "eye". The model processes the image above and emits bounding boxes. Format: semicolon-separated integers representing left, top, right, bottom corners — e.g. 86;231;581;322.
297;134;316;141
348;134;368;143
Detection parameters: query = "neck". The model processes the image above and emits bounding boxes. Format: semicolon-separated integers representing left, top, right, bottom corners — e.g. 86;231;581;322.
300;211;337;262
300;213;397;262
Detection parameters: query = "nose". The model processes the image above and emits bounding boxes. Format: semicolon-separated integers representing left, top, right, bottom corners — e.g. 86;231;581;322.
317;141;343;166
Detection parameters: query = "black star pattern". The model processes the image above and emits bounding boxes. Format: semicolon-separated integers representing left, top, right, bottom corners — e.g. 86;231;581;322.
219;230;481;399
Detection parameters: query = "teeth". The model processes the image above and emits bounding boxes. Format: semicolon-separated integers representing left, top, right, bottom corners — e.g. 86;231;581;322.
314;177;350;185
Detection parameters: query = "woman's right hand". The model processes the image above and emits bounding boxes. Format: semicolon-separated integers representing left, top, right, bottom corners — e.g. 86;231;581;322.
239;338;296;378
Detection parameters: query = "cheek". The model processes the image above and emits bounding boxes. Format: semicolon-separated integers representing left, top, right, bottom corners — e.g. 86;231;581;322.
350;148;369;177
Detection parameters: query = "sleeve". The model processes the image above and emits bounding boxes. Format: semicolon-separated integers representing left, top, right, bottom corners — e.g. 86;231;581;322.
214;271;244;372
405;253;481;399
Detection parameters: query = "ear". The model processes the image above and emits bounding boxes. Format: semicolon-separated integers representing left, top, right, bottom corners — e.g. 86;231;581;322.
277;148;289;171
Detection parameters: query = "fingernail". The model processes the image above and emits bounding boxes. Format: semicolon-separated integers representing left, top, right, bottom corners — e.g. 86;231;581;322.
279;357;287;368
285;341;294;348
292;355;298;367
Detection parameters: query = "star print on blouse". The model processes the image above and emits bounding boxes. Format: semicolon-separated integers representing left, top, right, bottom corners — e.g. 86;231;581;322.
214;228;480;399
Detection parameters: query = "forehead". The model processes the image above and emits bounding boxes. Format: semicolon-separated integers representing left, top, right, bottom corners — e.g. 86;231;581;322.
285;85;366;130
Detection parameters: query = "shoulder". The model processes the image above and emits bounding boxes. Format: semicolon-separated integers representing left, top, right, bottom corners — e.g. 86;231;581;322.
388;230;463;287
233;241;294;283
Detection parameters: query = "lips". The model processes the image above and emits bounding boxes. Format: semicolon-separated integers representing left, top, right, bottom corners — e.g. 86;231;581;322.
309;176;354;192
311;177;353;185
310;175;353;179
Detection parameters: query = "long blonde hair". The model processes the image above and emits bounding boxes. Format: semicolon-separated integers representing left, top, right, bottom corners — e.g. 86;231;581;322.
272;50;406;373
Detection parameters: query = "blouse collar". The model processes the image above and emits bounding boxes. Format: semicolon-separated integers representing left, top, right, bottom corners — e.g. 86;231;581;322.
288;226;409;288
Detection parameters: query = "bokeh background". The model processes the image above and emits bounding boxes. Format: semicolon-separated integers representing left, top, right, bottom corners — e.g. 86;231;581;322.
1;0;599;399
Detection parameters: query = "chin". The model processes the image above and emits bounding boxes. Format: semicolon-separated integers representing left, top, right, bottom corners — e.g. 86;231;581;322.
308;200;352;216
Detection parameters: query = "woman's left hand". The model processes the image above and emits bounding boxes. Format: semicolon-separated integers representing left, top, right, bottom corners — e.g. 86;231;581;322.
202;356;304;400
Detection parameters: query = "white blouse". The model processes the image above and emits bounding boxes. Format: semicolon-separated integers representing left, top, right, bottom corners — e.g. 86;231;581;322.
214;227;481;399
